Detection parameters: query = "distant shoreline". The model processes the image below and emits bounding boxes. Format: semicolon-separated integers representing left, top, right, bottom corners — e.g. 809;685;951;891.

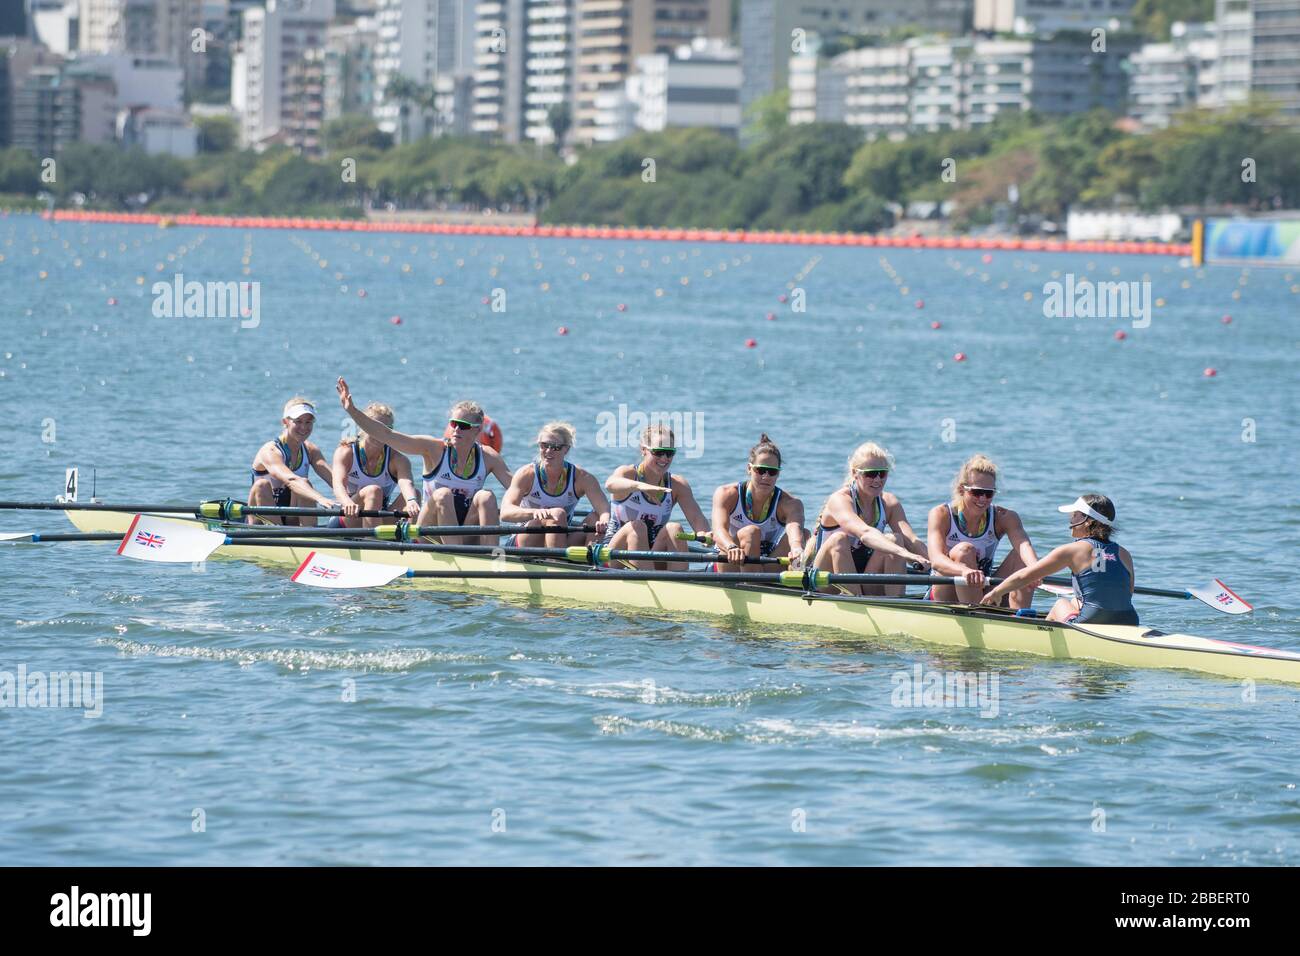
37;209;1193;257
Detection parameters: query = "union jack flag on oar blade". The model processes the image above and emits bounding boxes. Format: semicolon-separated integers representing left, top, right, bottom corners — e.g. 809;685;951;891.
290;551;409;589
115;514;227;563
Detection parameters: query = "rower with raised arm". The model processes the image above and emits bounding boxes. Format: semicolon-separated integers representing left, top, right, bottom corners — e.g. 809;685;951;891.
248;397;336;526
710;434;807;572
336;378;511;545
926;453;1039;607
602;424;710;571
804;441;929;595
500;422;610;547
982;495;1138;624
330;400;421;528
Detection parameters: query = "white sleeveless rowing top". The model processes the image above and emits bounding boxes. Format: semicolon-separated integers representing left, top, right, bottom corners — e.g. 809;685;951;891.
604;468;674;543
945;504;1001;571
250;438;310;492
521;462;581;520
422;443;487;500
728;481;786;548
345;441;398;498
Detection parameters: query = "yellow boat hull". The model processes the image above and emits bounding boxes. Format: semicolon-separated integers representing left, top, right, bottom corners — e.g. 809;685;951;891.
65;510;1300;685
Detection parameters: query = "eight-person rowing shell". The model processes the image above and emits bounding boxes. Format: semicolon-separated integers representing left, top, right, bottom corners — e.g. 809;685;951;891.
709;434;807;572
499;421;610;547
926;454;1039;607
330;399;421;528
248;397;336;525
601;424;710;570
804;442;930;595
337;378;511;544
981;495;1138;624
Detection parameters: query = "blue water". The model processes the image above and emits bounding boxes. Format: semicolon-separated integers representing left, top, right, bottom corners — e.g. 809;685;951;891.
1;213;1298;865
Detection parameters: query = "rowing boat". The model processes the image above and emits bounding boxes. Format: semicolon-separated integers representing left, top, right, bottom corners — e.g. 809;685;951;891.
63;507;1300;685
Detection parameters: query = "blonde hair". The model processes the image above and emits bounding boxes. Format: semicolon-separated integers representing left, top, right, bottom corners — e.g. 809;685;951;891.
641;423;675;449
364;402;394;428
845;441;895;484
448;400;484;424
536;421;576;449
951;453;999;509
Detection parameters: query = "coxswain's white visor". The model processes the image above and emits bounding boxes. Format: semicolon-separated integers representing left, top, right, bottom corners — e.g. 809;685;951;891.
284;402;316;420
1057;497;1113;527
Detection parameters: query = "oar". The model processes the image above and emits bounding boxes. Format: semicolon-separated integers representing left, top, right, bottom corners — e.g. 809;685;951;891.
95;516;782;566
289;551;959;590
199;522;590;539
1036;575;1252;615
1;499;407;521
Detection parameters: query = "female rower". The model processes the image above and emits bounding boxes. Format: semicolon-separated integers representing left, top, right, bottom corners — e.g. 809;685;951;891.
602;424;710;570
926;454;1039;607
337;378;511;545
981;495;1137;624
330;400;421;528
804;441;929;595
709;434;807;572
248;397;335;526
499;422;611;547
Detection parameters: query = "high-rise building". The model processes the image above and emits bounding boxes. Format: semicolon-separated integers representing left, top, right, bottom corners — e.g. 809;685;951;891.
740;0;972;113
1252;0;1300;122
574;0;729;143
78;1;204;90
324;15;378;122
231;0;334;151
30;1;80;54
623;36;742;136
973;0;1134;34
1214;0;1253;104
793;32;1136;134
373;0;475;141
473;0;576;145
1128;23;1219;129
11;67;82;155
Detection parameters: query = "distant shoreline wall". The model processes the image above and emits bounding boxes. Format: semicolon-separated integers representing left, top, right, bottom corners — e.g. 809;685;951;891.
37;210;1193;256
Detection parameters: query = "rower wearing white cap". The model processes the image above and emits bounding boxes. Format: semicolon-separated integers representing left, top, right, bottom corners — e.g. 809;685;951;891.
248;396;336;525
981;494;1137;625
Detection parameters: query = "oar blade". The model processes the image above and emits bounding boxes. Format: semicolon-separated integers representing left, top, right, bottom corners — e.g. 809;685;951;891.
1186;579;1253;615
290;551;408;589
0;532;36;542
116;515;225;564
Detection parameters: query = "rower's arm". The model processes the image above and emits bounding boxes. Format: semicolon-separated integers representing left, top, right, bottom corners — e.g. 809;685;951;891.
574;468;611;520
498;466;536;523
307;443;334;485
331;444;356;505
1000;509;1040;567
672;477;710;535
336;377;440;457
485;448;513;488
390;452;419;505
777;493;807;550
927;505;970;576
982;543;1080;605
827;493;913;561
710;485;739;551
888;499;929;559
604;468;643;498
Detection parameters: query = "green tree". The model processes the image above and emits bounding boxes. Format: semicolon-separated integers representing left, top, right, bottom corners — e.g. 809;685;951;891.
546;102;572;152
323;114;394;152
195;115;238;153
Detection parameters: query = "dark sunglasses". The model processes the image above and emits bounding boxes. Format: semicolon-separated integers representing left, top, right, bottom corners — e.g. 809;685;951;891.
965;486;996;499
857;469;889;479
648;447;676;460
449;419;480;430
752;465;780;476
